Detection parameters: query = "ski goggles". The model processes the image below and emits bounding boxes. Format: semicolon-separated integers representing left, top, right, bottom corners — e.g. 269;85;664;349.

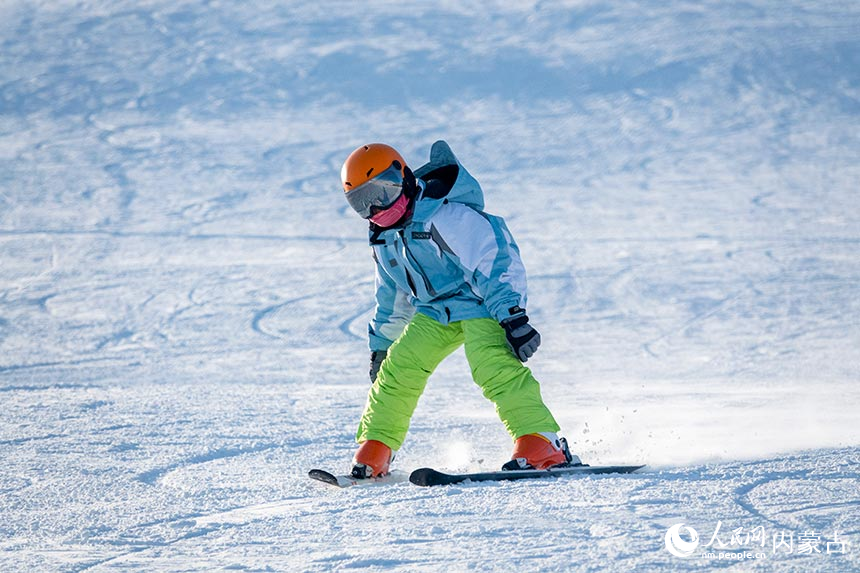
345;162;405;220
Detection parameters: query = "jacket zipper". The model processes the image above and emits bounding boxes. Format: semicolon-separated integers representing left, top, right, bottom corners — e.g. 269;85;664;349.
394;232;418;296
399;230;436;296
404;267;417;296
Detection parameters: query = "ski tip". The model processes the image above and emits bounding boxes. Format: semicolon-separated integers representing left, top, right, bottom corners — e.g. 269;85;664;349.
308;468;340;486
409;467;445;487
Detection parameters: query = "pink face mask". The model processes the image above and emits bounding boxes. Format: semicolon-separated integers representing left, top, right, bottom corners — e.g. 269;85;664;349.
369;193;410;227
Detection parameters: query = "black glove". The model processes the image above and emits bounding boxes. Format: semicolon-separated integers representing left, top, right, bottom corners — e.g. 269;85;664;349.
370;350;387;383
501;315;541;362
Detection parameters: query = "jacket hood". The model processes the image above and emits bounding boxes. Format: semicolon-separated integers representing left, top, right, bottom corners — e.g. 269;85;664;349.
411;140;484;223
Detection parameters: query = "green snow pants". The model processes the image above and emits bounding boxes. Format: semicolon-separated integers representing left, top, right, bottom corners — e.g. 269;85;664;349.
356;312;560;450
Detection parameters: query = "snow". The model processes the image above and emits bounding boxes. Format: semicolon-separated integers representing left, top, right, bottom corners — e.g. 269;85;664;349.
1;0;859;571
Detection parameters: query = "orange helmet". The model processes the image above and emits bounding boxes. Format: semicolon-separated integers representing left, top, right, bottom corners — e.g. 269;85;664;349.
341;143;413;226
341;143;406;193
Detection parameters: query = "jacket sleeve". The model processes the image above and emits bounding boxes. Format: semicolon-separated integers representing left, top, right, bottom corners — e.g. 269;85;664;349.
368;251;415;351
430;203;528;322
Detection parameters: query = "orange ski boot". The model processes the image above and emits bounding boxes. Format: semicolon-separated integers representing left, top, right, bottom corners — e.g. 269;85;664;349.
502;433;581;470
351;440;395;478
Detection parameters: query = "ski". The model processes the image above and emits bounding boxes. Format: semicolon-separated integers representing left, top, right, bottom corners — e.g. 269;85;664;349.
409;464;645;487
308;468;409;488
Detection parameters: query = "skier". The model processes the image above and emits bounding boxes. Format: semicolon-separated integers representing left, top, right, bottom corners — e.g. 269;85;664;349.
340;141;578;478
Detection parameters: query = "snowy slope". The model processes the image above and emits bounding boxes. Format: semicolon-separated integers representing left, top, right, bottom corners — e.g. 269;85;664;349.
1;1;859;571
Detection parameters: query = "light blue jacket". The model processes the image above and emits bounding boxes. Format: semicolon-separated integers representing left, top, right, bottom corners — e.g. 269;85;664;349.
368;141;528;351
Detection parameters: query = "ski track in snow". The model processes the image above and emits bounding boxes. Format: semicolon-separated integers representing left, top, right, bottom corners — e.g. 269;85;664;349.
1;0;859;571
